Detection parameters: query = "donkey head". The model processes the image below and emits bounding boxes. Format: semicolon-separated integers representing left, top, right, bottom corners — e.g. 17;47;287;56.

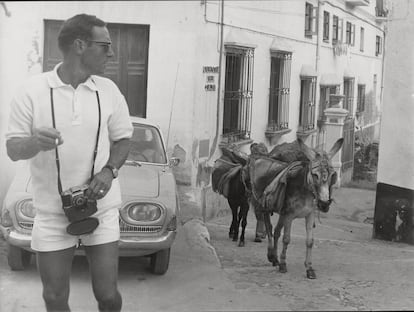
297;138;344;212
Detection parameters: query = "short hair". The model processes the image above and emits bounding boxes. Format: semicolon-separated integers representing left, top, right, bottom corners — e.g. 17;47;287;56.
58;14;106;54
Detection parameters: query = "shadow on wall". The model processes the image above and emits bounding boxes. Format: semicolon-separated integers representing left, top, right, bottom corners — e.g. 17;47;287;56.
171;144;191;185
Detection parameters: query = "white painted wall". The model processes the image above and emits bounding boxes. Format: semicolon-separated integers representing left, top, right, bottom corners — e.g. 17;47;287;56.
0;1;386;196
377;0;414;190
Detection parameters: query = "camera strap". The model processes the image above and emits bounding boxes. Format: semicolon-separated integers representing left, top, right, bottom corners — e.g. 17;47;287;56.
50;88;101;194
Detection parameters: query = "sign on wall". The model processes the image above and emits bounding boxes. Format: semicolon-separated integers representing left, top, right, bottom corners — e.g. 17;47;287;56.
203;66;219;91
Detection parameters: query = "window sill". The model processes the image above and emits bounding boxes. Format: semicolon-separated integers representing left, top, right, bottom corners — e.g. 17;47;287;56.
296;128;317;139
219;138;253;149
265;128;292;138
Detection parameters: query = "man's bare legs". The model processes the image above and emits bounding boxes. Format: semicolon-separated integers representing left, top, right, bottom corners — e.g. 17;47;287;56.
37;246;76;311
84;241;122;312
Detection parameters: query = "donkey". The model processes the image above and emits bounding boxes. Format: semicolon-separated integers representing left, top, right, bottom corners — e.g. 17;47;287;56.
212;147;249;247
249;138;343;279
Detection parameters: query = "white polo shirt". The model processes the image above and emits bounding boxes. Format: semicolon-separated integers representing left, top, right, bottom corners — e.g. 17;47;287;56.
6;64;133;215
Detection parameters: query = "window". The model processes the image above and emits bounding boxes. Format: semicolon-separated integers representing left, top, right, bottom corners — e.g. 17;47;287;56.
130;124;167;164
299;76;316;131
345;22;355;46
357;84;366;112
323;11;330;42
332;15;339;43
319;85;339;120
268;51;292;131
222;46;254;143
376;0;387;17
360;27;365;52
375;35;382;56
305;2;317;38
343;78;355;115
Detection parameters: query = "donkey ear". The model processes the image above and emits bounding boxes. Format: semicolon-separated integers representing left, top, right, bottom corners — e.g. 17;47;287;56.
297;137;316;160
328;138;344;160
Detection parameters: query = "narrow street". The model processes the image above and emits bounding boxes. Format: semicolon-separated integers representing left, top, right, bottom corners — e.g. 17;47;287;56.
206;187;414;311
1;186;414;311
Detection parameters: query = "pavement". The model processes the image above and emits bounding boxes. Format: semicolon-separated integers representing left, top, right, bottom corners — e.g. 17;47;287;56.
180;184;414;311
3;185;412;311
178;184;379;264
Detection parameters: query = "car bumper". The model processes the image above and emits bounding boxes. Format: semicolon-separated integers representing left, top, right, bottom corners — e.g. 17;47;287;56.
0;226;177;256
118;230;177;256
0;227;32;249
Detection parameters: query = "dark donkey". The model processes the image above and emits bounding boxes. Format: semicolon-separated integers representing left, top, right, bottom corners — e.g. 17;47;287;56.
211;146;250;247
249;138;344;279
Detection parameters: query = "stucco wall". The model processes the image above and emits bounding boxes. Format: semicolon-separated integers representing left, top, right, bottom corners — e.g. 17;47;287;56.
377;0;414;190
0;1;386;202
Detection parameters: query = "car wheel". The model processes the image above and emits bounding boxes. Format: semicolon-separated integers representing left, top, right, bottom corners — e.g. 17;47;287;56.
7;244;32;271
150;248;170;275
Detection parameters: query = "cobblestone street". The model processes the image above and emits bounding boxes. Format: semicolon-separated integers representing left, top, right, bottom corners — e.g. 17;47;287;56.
206;187;414;311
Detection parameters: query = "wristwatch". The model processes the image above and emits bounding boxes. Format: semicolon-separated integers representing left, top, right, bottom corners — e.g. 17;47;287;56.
103;164;118;179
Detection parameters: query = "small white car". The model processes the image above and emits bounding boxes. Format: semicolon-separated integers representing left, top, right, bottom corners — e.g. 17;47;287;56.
0;117;180;275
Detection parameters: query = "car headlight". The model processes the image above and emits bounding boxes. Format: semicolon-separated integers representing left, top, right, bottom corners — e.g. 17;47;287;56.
18;199;36;218
127;203;162;222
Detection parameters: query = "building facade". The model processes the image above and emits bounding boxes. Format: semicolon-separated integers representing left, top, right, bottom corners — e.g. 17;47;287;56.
373;0;414;244
0;1;387;213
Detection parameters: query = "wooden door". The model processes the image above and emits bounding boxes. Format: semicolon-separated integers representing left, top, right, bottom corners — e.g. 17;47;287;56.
43;20;149;117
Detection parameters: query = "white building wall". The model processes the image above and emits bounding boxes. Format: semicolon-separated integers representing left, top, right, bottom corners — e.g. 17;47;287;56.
0;0;386;197
377;0;414;190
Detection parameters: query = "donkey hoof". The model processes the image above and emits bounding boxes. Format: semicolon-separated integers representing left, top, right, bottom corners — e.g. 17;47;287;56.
267;254;278;264
306;268;316;279
254;236;262;243
232;236;238;242
279;263;287;273
272;259;279;267
238;241;245;247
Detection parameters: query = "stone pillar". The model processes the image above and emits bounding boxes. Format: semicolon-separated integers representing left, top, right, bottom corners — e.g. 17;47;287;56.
323;95;348;186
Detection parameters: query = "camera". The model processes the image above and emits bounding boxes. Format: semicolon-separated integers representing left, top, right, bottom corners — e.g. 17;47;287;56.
61;185;97;223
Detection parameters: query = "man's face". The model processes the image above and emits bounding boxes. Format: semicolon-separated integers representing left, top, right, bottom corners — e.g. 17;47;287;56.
81;26;114;75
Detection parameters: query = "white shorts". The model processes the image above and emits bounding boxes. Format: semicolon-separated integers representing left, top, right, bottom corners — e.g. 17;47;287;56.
31;206;120;252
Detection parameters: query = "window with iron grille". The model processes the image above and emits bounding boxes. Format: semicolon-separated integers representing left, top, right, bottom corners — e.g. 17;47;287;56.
360;27;365;52
319;85;339;120
267;51;292;132
332;15;339;43
345;22;355;46
375;35;382;56
343;77;355;115
357;84;366;112
323;11;330;42
299;77;316;131
222;46;254;143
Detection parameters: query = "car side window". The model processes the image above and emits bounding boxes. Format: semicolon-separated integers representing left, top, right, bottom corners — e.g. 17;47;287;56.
129;125;166;164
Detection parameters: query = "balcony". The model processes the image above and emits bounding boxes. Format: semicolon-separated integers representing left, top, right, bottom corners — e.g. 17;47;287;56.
375;7;388;22
345;0;369;6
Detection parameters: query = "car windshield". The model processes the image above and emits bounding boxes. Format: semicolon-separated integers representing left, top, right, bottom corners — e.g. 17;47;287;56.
129;124;167;164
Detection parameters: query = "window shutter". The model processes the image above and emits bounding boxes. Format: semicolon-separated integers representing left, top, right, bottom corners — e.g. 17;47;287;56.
338;18;344;43
351;24;355;46
311;6;318;36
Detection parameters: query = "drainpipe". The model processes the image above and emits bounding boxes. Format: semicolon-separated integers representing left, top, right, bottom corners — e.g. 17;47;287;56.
208;0;224;162
379;23;387;120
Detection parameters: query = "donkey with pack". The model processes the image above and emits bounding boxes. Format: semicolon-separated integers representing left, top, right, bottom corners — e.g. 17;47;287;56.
248;138;344;279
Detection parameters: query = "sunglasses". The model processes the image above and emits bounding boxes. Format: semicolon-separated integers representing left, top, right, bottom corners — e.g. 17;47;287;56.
86;40;112;53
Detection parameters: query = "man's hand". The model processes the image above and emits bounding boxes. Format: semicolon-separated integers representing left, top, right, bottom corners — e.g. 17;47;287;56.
87;169;113;200
33;127;64;151
6;127;63;161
